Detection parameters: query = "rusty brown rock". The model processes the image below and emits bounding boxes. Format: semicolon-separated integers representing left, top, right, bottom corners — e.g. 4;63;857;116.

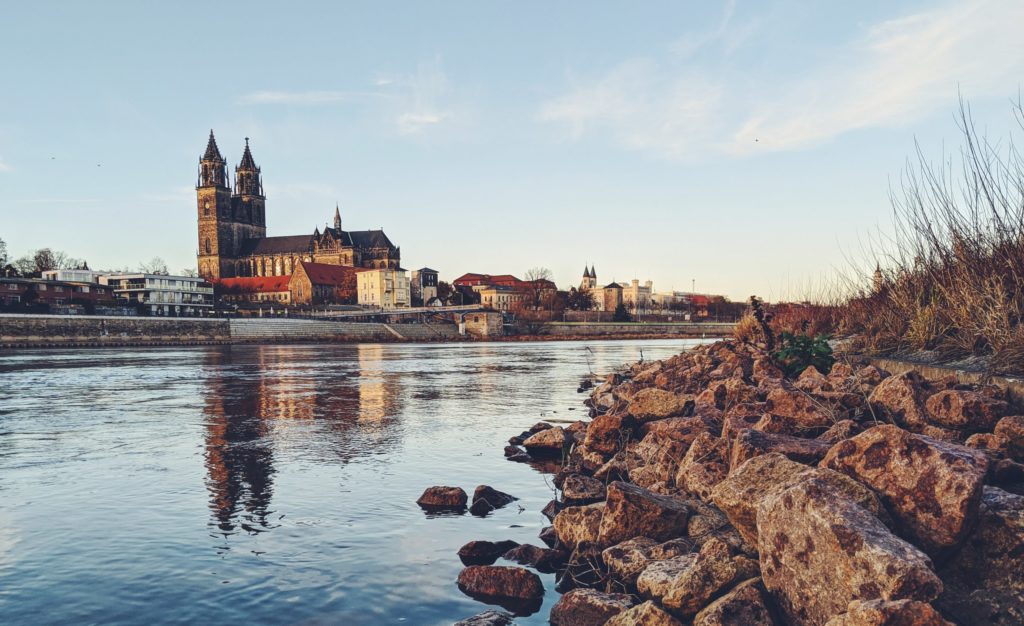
823;599;952;626
729;428;833;471
795;365;832;392
594;449;642;483
549;588;637;625
522;426;569;455
758;477;943;626
995;415;1024;461
502;543;567;573
458;540;521;566
817;419;862;444
629;431;692;488
637;553;698;601
676;431;730;500
766;387;853;430
605;601;683;626
965;432;1009;462
627;388;693;423
583;412;636;456
692;577;776;626
754;412;807;437
868;371;933;431
562;474;606;504
470;485;518;516
602;536;693;588
753;357;784;383
925;390;1008;432
456;565;544;605
553;503;605;550
711;452;889;547
597;481;691;547
661;537;761;618
821;424;989;555
639;415;714;441
416;485;468;509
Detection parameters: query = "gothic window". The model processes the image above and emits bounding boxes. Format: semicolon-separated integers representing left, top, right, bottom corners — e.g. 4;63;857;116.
204;201;210;216
204;238;211;254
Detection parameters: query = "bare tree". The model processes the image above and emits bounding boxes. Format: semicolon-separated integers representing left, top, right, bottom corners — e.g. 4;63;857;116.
523;266;555;309
0;237;7;266
179;267;198;278
139;257;169;275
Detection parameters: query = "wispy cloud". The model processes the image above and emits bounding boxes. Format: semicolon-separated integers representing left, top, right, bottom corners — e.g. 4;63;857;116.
0;158;11;172
393;57;453;135
541;0;1024;159
239;90;380;105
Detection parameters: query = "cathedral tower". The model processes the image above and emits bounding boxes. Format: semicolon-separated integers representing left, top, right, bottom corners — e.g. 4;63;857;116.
197;130;233;280
232;138;267;232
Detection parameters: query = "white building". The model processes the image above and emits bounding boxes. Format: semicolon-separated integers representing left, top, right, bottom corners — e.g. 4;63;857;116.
357;268;410;309
100;273;214;316
41;268;103;284
620;279;654;312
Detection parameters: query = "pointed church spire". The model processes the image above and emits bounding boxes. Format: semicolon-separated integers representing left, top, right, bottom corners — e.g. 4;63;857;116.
234;136;262;197
239;137;257;169
590;265;596;278
334;203;342;230
203;129;223;161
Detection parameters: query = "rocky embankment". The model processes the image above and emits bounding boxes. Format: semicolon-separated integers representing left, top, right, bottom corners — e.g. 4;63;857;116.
440;340;1024;625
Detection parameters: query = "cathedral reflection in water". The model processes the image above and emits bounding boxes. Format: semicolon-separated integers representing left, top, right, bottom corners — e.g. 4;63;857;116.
201;344;405;536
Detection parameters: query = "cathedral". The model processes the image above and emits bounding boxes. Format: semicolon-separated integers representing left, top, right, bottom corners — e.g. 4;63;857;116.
196;131;400;281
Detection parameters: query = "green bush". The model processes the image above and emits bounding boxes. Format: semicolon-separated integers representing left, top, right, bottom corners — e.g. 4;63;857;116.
774;331;834;378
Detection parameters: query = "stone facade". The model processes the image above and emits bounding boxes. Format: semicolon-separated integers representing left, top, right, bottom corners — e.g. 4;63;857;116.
196;131;400;281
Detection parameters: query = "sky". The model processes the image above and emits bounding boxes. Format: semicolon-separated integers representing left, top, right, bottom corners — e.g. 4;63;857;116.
2;0;1024;301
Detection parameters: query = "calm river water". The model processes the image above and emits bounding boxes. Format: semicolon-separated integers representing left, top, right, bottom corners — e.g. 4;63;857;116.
0;339;703;625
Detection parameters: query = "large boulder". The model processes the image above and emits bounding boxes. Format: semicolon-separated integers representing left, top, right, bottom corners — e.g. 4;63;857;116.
627;388;693;423
729;429;833;471
766;387;841;430
458;539;520;565
629;431;692;488
522;427;569;456
549;588;637;626
637;554;698;602
821;424;989;555
711;452;889;546
605;601;683;626
502;543;567;573
925;390;1007;432
470;485;518;516
758;477;943;626
937;486;1024;624
416;485;467;509
639;415;714;442
456;565;544;611
583;412;636;456
823;599;952;626
868;371;933;431
553;503;605;549
676;431;730;500
562;474;607;504
692;577;776;626
602;536;693;588
597;481;691;547
660;537;761;618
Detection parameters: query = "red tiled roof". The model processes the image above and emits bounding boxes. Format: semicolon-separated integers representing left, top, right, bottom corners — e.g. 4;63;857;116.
298;261;361;286
216;276;290;293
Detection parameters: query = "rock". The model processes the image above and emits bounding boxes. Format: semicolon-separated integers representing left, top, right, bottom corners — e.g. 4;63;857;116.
660;537;760;618
754;412;807;437
687;505;752;555
868;371;933;431
566;420;589;443
503;445;523;457
676;431;730;500
795;365;831;392
629;431;692;488
556;544;607;592
692;577;775;626
553;465;580;489
549;588;637;626
598;481;691;547
553;503;605;549
605;601;683;626
766;387;839;430
712;452;890;546
417;486;468;509
990;458;1024;488
758;477;943;626
753;357;784;383
821;424;989;555
562;474;607;504
965;433;1009;460
529;421;554;432
453;609;516;626
639;416;714;443
539;525;558;548
602;537;693;588
456;565;544;613
584;412;636;456
459;540;521;566
722;412;763;442
817;420;862;444
938;486;1024;621
509;430;533;445
637;554;698;601
522;427;569;456
502;543;567;573
470;485;518;516
506;451;531;463
823;599;952;626
729;428;833;471
995;415;1024;461
925;390;1007;432
595;450;642;483
627;388;693;423
542;499;565;521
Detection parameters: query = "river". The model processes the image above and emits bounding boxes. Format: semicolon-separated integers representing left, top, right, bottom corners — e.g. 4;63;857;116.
0;339;704;625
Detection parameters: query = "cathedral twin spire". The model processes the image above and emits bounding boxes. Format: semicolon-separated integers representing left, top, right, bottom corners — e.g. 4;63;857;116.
198;130;262;197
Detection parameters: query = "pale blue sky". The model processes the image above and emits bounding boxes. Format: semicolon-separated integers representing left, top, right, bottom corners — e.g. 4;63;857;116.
2;0;1023;300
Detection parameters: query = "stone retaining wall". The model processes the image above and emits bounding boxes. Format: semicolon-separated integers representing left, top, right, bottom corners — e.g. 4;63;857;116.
545;322;734;337
0;313;230;347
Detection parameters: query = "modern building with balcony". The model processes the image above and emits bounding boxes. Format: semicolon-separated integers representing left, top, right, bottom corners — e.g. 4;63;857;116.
100;274;214;316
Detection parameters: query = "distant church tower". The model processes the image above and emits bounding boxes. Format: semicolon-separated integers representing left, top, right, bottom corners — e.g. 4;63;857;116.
580;265;597;291
196;132;267;280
